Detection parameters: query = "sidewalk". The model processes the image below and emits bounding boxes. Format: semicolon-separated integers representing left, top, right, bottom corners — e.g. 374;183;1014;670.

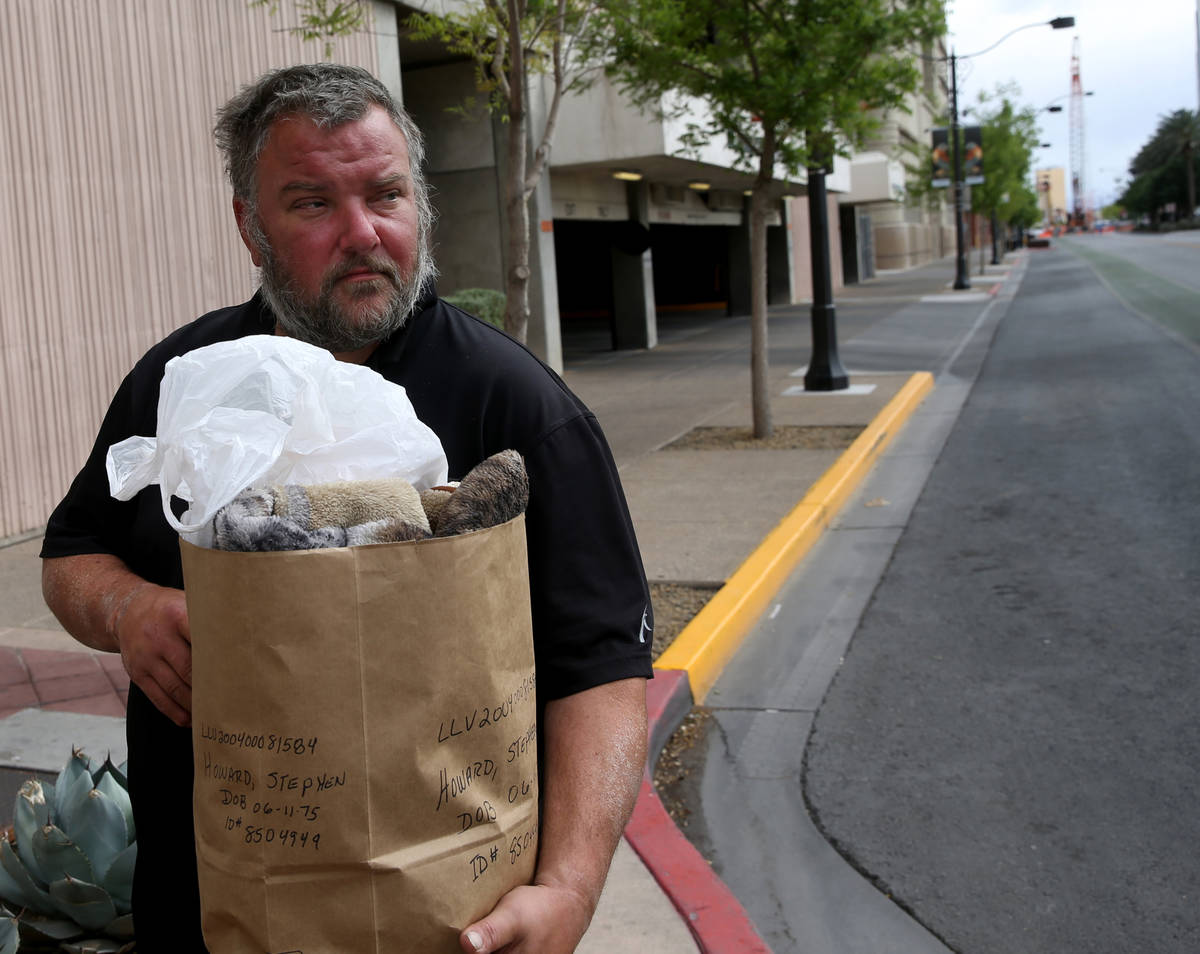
0;252;1022;952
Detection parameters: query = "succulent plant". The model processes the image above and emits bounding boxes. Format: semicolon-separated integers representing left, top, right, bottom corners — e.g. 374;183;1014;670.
0;749;136;953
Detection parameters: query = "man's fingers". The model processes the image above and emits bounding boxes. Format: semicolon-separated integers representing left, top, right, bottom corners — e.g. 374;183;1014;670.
460;901;519;953
115;584;193;724
161;635;193;689
139;676;192;728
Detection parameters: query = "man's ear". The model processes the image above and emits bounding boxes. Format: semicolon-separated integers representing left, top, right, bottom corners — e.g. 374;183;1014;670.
233;198;265;267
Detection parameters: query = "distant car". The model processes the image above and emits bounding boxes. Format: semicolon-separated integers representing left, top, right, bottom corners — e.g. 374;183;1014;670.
1026;228;1051;248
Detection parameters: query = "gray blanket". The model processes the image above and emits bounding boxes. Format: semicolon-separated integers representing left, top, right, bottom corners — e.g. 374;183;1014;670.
213;449;528;552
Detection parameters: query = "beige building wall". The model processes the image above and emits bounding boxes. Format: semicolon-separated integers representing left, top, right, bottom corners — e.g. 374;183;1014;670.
864;198;952;271
1035;167;1068;224
0;0;380;540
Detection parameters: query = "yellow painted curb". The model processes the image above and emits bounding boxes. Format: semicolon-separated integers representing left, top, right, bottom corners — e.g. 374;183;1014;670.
655;371;935;702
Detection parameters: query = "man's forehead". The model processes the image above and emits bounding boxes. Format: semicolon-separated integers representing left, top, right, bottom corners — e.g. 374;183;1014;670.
260;107;410;168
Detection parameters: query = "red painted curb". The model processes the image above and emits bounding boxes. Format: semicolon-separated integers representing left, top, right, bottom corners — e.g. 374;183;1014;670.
623;669;772;954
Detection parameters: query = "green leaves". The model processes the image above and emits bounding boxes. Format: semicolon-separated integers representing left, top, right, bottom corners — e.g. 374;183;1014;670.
47;880;116;933
0;913;16;954
31;827;95;887
249;0;368;59
406;0;603;117
0;749;138;948
598;0;946;176
971;91;1041;221
1122;109;1200;221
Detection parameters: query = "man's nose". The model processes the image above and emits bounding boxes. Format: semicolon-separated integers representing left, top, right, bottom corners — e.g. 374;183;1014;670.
338;201;381;254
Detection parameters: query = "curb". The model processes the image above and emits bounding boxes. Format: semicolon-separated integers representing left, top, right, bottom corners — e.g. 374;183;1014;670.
625;370;936;954
625;671;771;954
654;371;935;702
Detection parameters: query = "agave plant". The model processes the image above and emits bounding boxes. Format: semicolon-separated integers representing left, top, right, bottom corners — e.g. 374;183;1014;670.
0;749;135;954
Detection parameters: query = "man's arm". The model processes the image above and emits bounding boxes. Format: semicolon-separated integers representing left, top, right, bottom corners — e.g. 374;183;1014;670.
42;554;193;726
460;677;647;954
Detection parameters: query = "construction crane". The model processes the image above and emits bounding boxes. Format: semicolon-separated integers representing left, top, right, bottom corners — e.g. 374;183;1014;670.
1069;36;1087;227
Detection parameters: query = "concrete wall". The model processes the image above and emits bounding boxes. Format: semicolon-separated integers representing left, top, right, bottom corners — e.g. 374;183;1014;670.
403;61;506;294
863;199;949;271
552;77;667;166
0;0;379;540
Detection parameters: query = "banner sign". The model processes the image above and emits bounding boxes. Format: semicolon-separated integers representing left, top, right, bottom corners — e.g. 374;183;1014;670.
931;127;950;188
963;126;984;185
931;126;985;187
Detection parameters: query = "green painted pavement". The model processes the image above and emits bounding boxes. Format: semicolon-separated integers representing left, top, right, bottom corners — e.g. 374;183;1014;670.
1060;238;1200;348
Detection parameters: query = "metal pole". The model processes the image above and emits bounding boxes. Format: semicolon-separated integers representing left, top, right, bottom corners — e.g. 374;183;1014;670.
951;51;971;290
803;165;848;391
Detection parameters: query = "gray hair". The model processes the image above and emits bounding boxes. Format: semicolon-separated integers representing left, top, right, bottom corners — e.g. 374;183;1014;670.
214;64;434;240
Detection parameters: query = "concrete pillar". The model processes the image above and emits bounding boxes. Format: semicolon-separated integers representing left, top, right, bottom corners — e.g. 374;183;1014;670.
372;2;401;103
526;164;563;371
610;181;658;350
726;197;752;316
767;200;790;305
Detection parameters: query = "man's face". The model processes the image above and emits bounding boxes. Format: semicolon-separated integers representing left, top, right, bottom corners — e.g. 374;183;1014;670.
235;105;428;355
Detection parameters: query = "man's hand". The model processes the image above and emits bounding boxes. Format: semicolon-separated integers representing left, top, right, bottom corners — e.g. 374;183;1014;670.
459;678;647;954
460;880;592;954
111;583;192;726
42;553;193;726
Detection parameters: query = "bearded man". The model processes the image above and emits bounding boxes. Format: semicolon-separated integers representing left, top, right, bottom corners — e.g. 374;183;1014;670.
40;64;651;954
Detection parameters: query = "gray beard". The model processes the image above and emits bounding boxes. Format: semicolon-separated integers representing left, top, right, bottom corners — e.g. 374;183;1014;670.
258;242;432;354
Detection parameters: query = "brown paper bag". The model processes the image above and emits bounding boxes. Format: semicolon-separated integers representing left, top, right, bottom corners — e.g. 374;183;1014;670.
181;516;539;954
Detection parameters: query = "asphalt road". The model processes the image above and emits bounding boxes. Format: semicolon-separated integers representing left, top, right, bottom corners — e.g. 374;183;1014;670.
687;236;1200;953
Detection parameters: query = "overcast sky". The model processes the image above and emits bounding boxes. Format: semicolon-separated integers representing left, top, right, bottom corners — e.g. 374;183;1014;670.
945;0;1198;208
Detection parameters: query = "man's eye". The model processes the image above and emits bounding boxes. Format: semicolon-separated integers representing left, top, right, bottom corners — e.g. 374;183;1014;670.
377;190;402;203
293;198;326;211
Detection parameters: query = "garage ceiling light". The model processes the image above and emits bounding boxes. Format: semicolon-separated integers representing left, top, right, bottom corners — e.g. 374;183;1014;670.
687;179;711;191
612;169;643;181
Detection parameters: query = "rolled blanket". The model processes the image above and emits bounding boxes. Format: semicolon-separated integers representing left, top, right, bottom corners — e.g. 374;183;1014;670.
433;450;529;537
270;478;430;535
214;478;430;552
212;453;528;551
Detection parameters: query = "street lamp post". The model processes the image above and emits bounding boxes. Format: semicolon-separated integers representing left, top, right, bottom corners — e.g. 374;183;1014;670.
803;160;849;391
950;51;970;289
947;16;1075;291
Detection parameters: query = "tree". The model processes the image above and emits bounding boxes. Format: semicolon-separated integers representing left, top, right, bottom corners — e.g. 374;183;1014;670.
251;0;367;59
969;89;1039;260
407;1;602;344
595;0;944;437
1123;109;1200;225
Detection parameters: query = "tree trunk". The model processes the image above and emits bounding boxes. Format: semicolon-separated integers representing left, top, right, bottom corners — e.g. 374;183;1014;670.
502;0;532;344
504;127;532;343
749;139;774;440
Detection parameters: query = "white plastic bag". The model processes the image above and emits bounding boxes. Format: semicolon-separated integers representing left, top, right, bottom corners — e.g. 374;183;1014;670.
107;335;448;540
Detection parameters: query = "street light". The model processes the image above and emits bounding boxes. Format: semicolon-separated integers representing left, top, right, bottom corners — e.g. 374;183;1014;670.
1043;90;1093;113
947;16;1075;290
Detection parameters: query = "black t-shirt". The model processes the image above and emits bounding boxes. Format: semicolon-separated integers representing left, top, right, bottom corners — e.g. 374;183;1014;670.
42;288;652;950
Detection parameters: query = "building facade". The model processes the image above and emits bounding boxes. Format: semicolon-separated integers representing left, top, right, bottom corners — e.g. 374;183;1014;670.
1035;167;1069;225
3;0;852;540
838;38;953;276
